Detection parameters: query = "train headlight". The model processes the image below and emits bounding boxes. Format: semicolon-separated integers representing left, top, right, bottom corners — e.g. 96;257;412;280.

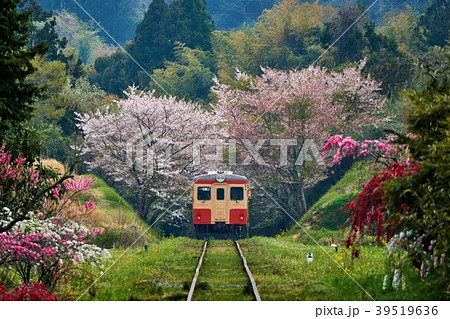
197;215;201;220
239;216;244;220
216;174;225;182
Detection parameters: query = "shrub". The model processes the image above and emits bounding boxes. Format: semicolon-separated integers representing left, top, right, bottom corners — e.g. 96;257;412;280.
0;282;58;301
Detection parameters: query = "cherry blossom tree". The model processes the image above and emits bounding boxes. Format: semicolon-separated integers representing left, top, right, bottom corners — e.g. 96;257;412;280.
213;62;385;218
77;89;224;223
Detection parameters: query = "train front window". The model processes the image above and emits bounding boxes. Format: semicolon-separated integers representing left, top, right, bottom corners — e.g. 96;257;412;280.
216;188;225;200
197;187;211;201
230;187;244;201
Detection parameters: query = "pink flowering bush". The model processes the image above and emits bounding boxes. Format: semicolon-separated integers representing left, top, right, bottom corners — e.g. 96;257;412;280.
321;134;402;166
0;214;110;289
321;134;419;249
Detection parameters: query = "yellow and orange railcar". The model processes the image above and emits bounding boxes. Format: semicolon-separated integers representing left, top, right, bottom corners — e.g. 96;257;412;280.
192;171;250;239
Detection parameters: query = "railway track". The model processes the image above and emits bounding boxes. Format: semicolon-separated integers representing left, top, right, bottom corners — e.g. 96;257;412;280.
187;240;261;301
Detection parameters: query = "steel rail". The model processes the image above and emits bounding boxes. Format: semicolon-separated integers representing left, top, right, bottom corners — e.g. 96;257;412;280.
235;241;261;301
187;240;208;301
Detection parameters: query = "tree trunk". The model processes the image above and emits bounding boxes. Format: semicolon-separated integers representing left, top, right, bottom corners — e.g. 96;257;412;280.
298;183;307;216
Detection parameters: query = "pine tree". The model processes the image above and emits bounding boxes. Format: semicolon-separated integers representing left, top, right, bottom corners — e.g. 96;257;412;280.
128;0;170;77
417;0;450;48
0;0;46;133
168;0;215;52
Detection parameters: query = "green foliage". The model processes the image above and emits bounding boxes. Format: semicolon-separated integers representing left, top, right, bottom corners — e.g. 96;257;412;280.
24;56;75;161
383;57;450;291
212;1;336;81
53;10;114;65
36;124;72;161
128;0;171;75
38;0;153;45
380;5;421;56
417;0;450;48
93;0;215;96
21;1;84;81
148;43;216;105
0;0;46;133
27;56;70;124
92;50;130;95
168;0;215;52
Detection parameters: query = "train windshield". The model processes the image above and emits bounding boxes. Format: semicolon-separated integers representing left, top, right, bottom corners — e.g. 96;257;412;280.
216;188;225;200
230;187;244;201
197;187;211;200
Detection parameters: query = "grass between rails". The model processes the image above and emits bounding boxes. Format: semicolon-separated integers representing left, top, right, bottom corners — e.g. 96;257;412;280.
193;240;254;301
74;236;440;301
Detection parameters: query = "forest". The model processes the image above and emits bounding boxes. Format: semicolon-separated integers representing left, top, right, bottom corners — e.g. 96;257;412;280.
0;0;449;301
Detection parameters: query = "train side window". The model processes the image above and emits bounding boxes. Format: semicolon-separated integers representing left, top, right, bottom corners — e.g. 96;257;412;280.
230;187;244;201
197;187;211;201
216;188;225;200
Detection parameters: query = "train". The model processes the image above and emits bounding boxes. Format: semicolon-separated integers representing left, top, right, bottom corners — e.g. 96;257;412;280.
192;171;250;239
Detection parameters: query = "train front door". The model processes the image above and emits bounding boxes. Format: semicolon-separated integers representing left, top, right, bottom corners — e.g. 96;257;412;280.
212;185;227;223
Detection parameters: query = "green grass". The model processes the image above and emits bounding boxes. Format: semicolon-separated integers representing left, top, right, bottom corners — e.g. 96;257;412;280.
240;237;439;301
77;237;202;301
83;174;147;229
193;240;254;301
73;237;440;301
293;163;373;233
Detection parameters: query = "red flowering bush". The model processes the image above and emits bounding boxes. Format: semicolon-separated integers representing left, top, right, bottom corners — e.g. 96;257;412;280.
0;282;57;301
342;161;420;251
322;135;421;251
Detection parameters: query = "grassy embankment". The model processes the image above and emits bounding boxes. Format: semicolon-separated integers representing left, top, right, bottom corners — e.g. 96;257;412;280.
80;174;156;248
288;163;374;244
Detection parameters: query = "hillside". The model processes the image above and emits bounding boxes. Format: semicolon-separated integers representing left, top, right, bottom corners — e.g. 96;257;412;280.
40;159;153;247
83;175;145;228
290;162;374;234
37;0;431;44
84;174;155;248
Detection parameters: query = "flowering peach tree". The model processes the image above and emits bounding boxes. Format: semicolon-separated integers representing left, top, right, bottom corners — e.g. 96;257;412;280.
0;212;109;290
321;133;419;244
0;144;94;233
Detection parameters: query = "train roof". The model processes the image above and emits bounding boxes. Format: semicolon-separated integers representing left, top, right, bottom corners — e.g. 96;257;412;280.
193;171;248;184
